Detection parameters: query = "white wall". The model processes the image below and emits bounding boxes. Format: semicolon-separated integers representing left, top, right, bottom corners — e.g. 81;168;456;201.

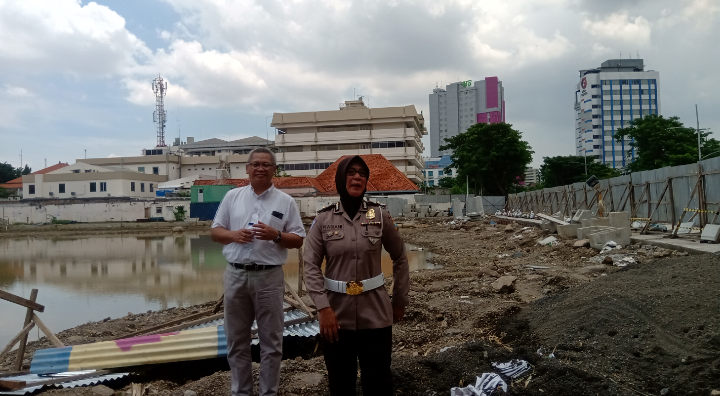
0;200;190;224
24;177;159;199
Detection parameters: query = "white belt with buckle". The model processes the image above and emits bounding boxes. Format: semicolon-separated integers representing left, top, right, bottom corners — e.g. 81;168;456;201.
324;273;385;295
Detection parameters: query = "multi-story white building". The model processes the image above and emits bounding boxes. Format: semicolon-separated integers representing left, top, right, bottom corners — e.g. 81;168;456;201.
270;99;427;184
422;155;457;187
22;161;165;199
575;59;660;169
429;77;505;157
524;167;540;186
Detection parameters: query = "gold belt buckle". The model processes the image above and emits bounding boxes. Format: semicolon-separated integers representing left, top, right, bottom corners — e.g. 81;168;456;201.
346;281;364;295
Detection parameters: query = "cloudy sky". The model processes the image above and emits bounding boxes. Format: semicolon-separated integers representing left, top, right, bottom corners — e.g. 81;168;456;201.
1;0;718;170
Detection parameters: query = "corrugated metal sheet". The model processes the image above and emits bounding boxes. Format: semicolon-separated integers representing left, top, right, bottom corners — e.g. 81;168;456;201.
0;371;129;396
184;309;319;345
30;310;318;375
191;185;234;204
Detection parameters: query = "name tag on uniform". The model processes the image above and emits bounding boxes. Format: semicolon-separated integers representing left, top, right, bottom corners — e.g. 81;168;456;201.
322;224;343;238
271;211;284;220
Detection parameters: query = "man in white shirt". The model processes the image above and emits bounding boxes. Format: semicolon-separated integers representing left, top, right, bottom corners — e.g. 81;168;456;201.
211;147;306;396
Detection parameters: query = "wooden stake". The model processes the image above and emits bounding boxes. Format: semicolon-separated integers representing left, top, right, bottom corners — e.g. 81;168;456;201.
0;321;35;362
284;280;314;319
212;293;224;314
31;313;64;348
640;181;670;235
0;290;44;312
115;309;215;339
13;289;37;371
297;247;304;296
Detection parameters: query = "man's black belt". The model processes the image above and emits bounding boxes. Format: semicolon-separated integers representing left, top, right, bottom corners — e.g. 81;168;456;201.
229;262;275;271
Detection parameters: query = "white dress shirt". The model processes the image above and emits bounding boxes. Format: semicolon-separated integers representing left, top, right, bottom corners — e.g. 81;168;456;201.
212;184;306;265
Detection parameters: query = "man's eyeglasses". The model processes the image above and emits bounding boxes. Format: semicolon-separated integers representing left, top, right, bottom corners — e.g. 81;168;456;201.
248;162;275;170
347;170;368;178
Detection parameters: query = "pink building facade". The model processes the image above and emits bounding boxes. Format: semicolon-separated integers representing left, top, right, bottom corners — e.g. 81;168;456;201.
429;77;505;157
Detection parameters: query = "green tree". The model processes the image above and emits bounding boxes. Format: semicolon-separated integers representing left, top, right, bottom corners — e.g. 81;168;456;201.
0;163;31;183
0;186;11;198
615;114;720;172
440;122;534;196
0;162;18;183
539;155;621;188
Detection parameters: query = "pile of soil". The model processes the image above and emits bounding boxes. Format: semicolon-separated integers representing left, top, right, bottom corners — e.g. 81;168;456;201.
390;253;720;395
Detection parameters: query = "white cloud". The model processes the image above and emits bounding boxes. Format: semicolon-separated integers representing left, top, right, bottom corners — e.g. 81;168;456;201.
583;12;652;44
0;0;150;76
4;85;33;97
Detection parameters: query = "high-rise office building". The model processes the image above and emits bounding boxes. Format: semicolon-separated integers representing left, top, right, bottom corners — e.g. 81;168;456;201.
429;77;505;157
575;59;660;168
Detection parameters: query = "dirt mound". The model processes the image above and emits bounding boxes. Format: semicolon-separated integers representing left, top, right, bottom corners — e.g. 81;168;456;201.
499;254;720;395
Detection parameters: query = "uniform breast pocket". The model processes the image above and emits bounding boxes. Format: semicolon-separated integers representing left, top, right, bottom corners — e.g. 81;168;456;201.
322;231;345;257
361;229;383;251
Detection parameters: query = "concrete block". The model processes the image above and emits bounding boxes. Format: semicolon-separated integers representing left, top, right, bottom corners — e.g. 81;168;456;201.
591;217;612;227
589;228;630;250
581;218;594;227
418;205;429;214
572;209;593;223
417;213;426;218
452;199;465;219
577;225;614;240
608;212;631;229
406;212;417;218
557;224;582;239
403;204;413;213
540;221;557;233
701;224;720;242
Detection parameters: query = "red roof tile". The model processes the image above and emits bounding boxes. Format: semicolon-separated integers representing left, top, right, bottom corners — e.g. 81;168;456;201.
193;155;418;194
1;162;69;188
315;154;419;193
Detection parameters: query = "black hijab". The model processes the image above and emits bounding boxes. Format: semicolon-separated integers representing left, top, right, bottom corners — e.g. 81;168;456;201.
335;155;370;220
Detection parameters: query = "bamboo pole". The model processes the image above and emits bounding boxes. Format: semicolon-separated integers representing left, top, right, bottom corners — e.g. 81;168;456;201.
31;313;64;348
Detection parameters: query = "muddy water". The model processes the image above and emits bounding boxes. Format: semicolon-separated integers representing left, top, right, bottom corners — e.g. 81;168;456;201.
0;232;436;344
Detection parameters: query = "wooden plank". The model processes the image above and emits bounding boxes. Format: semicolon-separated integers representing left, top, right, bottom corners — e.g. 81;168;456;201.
0;379;27;391
212;293;224;314
0;321;35;362
251;315;314;335
284;280;314;319
14;289;37;371
0;371;31;379
145;313;224;335
0;290;44;312
534;213;569;225
115;309;215;340
32;314;65;348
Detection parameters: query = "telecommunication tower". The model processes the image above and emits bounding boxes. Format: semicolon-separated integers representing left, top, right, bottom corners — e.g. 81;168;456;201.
152;76;168;147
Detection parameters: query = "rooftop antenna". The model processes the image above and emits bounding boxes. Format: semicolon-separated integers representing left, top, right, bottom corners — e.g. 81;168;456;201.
152;75;168;147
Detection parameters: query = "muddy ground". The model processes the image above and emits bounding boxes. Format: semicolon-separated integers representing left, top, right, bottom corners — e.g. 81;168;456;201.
2;217;719;395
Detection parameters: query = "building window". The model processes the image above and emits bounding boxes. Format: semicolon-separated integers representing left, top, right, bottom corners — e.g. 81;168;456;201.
156;207;162;214
439;171;444;176
422;170;426;176
100;182;107;192
90;182;97;192
72;169;80;173
150;183;154;192
153;167;159;175
428;171;433;177
591;84;598;88
131;182;135;191
429;180;435;186
447;169;452;176
138;167;145;173
28;185;35;194
141;183;145;192
59;184;65;193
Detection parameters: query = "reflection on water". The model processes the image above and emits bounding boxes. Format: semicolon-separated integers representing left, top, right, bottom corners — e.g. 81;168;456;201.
0;232;436;344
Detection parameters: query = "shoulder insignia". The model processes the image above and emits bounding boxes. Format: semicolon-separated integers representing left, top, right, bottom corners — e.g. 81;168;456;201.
317;203;334;214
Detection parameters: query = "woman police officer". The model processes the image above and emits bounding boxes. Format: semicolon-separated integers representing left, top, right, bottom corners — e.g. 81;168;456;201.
303;155;410;395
